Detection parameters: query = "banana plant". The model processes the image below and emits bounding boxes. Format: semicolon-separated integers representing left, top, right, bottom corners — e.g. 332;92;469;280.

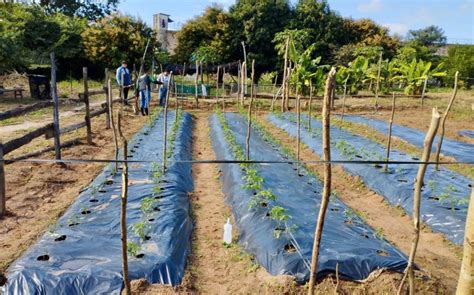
392;58;446;95
347;56;369;94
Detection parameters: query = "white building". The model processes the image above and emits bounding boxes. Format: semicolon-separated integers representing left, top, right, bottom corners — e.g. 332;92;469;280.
153;13;178;54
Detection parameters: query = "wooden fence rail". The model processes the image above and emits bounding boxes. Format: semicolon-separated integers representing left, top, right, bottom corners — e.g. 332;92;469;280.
0;101;53;121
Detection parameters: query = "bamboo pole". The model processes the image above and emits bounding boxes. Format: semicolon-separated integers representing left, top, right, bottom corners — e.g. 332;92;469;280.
241;41;247;101
397;107;441;295
50;52;61;160
435;71;459;170
240;61;246;106
0;142;5;217
456;187;474;294
162;72;173;174
245;60;255;161
374;52;382;112
384;93;396;172
108;79;119;173
281;36;289;112
117;112;131;295
308;81;313;131
308;67;337;295
83;67;93;144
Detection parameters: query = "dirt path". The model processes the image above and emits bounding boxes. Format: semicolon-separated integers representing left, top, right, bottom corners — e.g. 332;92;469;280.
258;116;460;293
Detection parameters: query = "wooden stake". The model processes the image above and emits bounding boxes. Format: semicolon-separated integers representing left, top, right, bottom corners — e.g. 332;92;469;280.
308;81;313;131
456;187;474;294
308;67;337;295
421;76;428;107
83;67;93;144
108;79;119;173
163;72;173;174
216;66;220;104
435;71;459;170
0;142;5;217
384;93;396;172
397;107;441;295
105;68;110;130
281;36;289;112
374;52;382;112
50;52;61;160
245;60;255;161
117;112;131;295
340;78;348;126
240;61;246;106
296;95;301;172
194;61;199;108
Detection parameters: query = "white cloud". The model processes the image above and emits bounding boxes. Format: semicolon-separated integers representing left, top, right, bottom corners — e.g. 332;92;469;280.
383;23;409;36
357;0;382;13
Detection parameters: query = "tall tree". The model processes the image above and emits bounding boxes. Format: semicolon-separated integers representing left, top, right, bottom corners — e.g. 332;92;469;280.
38;0;119;21
229;0;292;74
408;25;447;47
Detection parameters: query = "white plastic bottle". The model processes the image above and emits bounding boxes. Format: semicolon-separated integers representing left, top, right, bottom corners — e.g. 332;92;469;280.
223;218;232;244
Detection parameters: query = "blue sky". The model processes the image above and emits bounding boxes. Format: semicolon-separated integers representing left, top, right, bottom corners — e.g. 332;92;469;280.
118;0;474;43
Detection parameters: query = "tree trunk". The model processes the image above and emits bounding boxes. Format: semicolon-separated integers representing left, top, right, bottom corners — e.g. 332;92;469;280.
117;112;131;295
216;66;220;104
308;67;337;295
384;93;396;172
0;142;5;217
456;187;474;294
398;107;441;295
435;71;459;170
421;76;428;107
83;67;93;145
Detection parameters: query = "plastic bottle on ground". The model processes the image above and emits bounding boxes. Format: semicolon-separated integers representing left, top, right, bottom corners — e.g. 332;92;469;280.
223;218;232;244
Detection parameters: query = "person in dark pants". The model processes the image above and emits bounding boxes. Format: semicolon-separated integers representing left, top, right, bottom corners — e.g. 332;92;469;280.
157;69;171;106
137;68;162;116
116;61;132;105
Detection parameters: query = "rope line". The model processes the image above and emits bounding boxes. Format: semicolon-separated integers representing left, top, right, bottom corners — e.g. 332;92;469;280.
2;158;473;165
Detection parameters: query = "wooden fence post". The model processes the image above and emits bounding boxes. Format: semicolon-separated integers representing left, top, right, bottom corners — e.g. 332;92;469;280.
308;67;337;295
384;93;396;172
421;76;428;107
50;52;61;160
194;61;199;108
397;107;441;295
245;60;255;161
0;142;5;218
104;68;110;129
108;79;119;173
83;67;93;144
456;187;474;294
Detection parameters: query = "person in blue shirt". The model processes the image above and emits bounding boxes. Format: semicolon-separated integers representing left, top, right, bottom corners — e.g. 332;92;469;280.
116;61;132;105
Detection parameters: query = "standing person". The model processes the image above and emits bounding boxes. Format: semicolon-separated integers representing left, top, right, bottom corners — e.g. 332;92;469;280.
116;61;132;105
137;68;162;116
157;69;171;106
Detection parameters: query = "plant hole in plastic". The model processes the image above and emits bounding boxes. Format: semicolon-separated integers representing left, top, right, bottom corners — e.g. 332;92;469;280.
428;196;440;201
54;235;67;242
68;222;80;227
148;218;155;222
260;202;268;208
144;236;151;241
105;179;113;185
37;255;50;261
376;250;389;257
89;199;98;203
284;243;296;253
153;207;161;212
397;179;408;183
99;190;107;193
330;208;339;212
361;233;369;239
135;253;145;259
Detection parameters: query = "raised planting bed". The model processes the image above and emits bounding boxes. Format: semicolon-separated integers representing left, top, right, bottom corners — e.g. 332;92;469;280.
340;114;474;164
268;112;471;245
210;111;407;282
4;110;194;294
